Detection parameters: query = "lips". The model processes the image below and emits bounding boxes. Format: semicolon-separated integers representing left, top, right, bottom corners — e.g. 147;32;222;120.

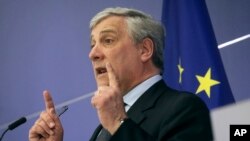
95;67;107;75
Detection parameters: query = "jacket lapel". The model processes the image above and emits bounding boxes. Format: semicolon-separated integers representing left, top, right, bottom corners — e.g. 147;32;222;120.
89;124;102;141
127;80;166;124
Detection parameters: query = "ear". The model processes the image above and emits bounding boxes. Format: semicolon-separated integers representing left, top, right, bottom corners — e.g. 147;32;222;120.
139;37;154;62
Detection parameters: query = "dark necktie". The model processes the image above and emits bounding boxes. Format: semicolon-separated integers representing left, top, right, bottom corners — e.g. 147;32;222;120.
95;128;111;141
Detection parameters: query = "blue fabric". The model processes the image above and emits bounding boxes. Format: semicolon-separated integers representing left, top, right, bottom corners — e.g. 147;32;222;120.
161;0;235;109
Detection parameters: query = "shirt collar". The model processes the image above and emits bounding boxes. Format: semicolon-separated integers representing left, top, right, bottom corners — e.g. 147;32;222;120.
123;75;162;111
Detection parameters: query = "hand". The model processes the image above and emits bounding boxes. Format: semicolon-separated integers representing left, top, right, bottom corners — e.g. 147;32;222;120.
91;63;127;135
29;91;64;141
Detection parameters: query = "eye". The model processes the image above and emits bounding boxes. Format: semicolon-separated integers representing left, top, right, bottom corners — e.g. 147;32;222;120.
90;40;96;48
100;35;117;47
104;38;114;45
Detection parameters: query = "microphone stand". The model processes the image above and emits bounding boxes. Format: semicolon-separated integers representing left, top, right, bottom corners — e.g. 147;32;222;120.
0;117;27;141
0;129;8;141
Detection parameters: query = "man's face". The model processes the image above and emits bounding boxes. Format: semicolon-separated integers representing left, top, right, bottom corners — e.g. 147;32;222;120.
89;16;143;94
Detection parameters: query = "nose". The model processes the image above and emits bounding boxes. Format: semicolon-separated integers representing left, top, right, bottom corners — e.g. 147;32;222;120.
89;46;103;61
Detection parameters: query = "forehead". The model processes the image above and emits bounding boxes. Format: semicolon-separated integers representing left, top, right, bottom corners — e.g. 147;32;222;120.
91;16;128;39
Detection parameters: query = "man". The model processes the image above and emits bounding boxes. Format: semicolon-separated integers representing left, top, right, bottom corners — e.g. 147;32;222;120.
29;7;213;141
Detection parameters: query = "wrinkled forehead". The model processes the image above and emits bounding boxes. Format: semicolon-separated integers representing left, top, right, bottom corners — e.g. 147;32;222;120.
90;16;128;39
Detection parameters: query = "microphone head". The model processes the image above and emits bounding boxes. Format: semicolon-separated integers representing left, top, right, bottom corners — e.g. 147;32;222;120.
8;117;27;130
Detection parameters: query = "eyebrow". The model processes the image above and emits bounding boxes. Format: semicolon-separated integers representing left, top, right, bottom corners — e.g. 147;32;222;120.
91;28;118;41
99;29;117;35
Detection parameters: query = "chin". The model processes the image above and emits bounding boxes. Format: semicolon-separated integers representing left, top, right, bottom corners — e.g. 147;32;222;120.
95;74;109;86
96;79;109;87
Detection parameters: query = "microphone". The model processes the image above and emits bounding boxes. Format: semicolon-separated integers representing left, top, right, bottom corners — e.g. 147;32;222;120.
0;117;27;141
8;117;27;130
0;106;68;141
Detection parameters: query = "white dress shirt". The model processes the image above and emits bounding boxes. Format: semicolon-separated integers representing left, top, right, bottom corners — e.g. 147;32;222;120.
123;75;162;112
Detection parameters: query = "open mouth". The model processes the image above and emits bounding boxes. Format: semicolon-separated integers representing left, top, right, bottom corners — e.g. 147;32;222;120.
96;67;107;75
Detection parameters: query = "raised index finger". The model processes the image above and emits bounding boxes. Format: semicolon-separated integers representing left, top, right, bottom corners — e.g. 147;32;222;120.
106;63;119;88
43;90;56;114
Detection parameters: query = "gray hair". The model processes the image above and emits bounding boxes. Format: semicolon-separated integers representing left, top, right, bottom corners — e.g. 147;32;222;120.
90;7;165;72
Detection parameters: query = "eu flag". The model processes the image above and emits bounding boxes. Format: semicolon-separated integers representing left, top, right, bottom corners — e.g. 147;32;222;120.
162;0;235;109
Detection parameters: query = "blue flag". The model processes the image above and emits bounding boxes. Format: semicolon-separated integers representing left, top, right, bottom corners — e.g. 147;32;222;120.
161;0;235;109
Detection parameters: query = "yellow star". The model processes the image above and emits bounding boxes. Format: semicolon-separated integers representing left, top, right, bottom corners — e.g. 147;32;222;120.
177;58;184;83
195;68;220;98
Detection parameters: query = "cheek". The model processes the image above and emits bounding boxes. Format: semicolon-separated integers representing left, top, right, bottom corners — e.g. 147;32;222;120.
106;45;140;75
112;56;138;77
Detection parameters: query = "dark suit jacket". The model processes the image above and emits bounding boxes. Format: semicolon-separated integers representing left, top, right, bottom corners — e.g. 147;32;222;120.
90;80;213;141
